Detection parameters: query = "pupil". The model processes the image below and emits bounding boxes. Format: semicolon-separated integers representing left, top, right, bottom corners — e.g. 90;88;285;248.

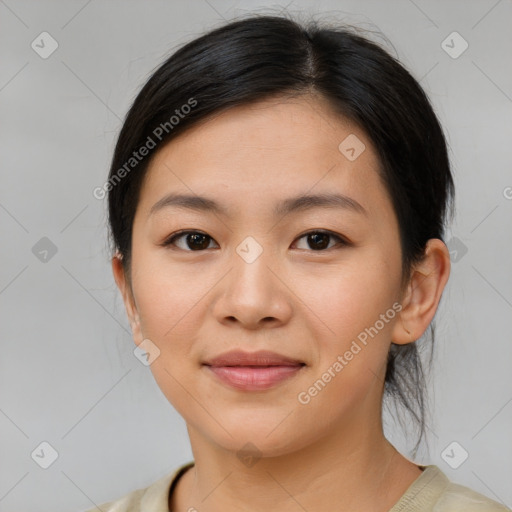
309;233;329;250
188;233;209;250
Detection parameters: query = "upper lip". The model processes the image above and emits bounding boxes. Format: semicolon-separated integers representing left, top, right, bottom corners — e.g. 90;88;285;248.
203;350;305;367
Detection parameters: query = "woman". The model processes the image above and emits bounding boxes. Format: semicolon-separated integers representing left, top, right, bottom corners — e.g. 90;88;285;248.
86;13;510;512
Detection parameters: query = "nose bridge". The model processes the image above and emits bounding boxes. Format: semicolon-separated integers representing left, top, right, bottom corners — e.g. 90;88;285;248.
231;234;275;302
212;234;291;327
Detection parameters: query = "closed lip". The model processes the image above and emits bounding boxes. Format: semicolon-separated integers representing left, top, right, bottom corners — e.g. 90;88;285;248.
203;349;305;367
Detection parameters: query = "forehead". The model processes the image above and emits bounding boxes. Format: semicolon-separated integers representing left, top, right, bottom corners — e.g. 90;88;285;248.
152;95;373;169
135;95;392;223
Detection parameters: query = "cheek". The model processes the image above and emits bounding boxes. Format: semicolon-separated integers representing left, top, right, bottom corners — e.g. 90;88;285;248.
130;247;210;340
295;254;401;405
294;272;397;424
298;255;400;345
129;254;210;415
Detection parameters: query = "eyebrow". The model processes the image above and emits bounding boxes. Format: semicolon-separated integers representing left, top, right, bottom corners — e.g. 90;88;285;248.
149;192;367;218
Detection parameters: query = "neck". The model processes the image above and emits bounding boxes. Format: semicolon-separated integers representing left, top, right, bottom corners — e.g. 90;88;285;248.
172;419;422;512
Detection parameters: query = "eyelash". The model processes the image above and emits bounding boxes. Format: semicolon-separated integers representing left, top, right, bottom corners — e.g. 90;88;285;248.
161;229;350;252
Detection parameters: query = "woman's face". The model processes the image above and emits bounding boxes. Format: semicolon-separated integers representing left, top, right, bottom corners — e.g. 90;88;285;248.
116;95;409;456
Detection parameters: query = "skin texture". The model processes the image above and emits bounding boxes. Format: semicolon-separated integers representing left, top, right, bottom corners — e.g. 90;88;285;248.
112;94;451;512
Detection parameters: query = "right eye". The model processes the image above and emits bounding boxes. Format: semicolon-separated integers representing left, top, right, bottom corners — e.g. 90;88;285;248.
161;230;219;251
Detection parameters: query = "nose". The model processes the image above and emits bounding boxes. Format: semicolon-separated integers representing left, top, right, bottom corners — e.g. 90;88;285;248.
211;245;293;330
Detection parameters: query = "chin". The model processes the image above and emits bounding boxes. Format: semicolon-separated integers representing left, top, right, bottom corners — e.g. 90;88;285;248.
201;417;317;460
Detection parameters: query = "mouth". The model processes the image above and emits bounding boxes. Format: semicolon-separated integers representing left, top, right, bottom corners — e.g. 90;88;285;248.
203;364;305;391
202;349;306;391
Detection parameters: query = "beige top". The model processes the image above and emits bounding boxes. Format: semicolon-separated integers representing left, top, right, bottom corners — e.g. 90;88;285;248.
83;462;511;511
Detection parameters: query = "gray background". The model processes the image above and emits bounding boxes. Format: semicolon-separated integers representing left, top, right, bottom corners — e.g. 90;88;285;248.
1;0;511;510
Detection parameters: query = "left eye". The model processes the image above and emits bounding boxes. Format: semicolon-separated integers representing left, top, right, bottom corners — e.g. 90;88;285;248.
162;230;348;252
293;230;348;251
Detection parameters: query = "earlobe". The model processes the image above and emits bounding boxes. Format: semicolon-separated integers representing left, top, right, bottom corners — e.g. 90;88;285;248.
391;239;451;345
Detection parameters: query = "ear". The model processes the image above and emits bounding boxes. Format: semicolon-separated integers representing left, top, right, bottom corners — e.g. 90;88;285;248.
391;238;451;345
112;252;143;344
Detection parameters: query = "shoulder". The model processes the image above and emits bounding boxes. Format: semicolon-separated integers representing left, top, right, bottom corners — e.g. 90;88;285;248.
82;486;146;512
435;479;511;512
391;465;511;512
79;461;194;512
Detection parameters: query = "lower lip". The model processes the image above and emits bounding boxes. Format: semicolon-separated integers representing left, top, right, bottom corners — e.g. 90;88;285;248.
204;365;304;391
